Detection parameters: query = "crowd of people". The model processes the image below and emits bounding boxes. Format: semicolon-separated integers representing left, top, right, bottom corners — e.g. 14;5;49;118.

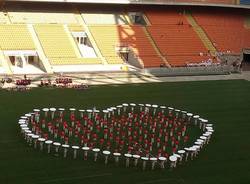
0;75;31;91
0;75;89;91
16;79;31;86
55;77;72;85
40;79;52;87
186;58;220;67
39;77;89;90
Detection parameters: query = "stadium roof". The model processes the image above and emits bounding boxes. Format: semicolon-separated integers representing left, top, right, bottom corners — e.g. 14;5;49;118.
3;0;250;9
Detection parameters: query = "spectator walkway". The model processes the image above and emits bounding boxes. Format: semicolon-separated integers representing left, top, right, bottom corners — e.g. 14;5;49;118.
1;71;250;90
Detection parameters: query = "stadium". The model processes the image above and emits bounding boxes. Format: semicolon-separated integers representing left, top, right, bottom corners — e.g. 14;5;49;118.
0;0;250;184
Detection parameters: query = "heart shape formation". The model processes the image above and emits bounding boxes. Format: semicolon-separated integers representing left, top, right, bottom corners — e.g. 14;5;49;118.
18;103;214;170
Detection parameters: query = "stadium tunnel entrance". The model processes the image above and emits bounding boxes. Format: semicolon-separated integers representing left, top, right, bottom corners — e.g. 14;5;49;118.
242;49;250;71
3;50;46;74
71;31;97;58
4;50;38;67
243;53;250;63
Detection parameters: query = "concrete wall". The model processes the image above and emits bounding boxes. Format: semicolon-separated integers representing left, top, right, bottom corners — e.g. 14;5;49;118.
127;51;144;69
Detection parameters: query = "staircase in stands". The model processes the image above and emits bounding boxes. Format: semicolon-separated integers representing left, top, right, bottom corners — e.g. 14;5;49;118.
186;12;217;56
0;50;12;74
143;27;171;67
28;24;53;74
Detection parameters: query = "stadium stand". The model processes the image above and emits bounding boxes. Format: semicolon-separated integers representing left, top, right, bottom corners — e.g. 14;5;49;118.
186;12;217;55
82;12;128;25
145;9;189;25
0;3;248;72
68;24;85;32
34;24;78;58
0;24;35;50
8;11;78;24
193;9;250;53
88;25;125;64
146;10;210;66
34;24;101;65
5;2;78;24
50;58;102;65
117;25;164;67
89;25;164;67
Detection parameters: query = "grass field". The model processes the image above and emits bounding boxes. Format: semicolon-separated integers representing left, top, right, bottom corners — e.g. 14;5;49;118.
0;79;250;184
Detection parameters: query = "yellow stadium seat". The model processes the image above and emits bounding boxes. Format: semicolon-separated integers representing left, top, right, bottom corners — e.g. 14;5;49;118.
0;24;35;50
35;24;101;65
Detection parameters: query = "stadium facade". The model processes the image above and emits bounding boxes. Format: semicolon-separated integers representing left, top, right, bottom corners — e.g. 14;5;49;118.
0;0;249;75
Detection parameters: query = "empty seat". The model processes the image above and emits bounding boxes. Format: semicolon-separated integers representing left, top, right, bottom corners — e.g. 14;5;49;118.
146;10;189;25
68;25;84;32
34;24;101;65
193;10;250;53
8;11;78;24
35;24;77;58
50;58;102;65
82;13;128;25
147;24;208;66
0;24;35;50
89;25;164;67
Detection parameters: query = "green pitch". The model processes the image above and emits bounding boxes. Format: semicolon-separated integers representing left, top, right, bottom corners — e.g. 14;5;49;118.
0;80;250;184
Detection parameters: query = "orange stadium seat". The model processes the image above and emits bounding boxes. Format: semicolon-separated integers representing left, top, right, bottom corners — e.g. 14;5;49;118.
146;13;209;67
145;10;189;25
117;25;164;67
89;25;164;67
193;9;250;53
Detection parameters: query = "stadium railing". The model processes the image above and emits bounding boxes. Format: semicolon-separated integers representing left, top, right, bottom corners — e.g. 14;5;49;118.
142;65;234;76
